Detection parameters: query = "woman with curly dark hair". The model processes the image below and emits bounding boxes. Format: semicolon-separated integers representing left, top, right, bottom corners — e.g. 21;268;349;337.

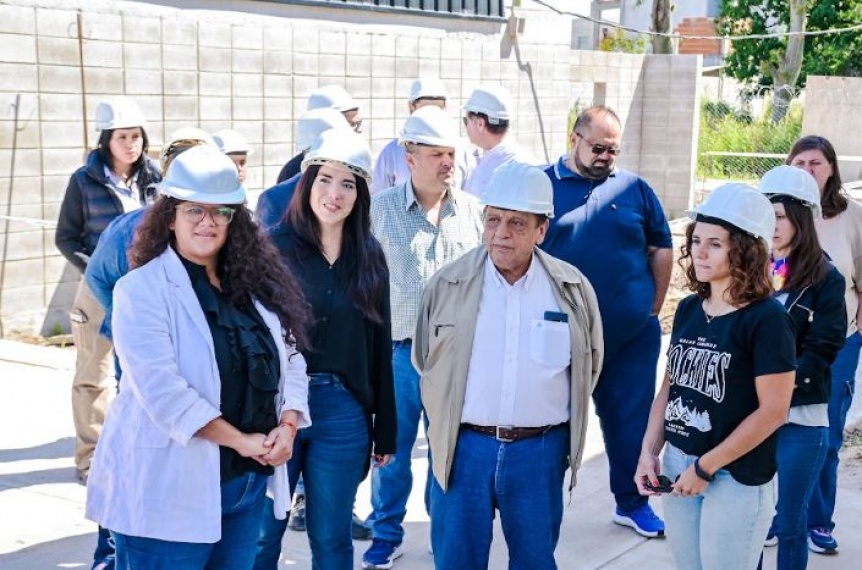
85;146;311;570
255;131;396;570
787;135;862;555
635;183;797;569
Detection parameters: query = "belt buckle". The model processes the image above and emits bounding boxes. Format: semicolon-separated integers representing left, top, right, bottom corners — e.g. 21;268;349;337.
495;425;515;443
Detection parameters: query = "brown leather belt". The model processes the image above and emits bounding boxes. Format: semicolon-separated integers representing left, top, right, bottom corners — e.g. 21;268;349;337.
461;423;559;443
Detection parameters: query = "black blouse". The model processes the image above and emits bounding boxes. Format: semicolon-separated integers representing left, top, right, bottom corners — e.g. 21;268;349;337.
268;227;397;455
178;251;281;482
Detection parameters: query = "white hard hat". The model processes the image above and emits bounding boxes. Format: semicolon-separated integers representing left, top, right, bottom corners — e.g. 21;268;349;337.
686;183;775;245
159;146;245;205
482;161;555;218
95;98;147;131
463;84;512;124
301;130;372;183
398;106;459;149
159;127;215;167
295;108;352;154
409;78;447;103
307;85;359;113
757;165;822;219
165;127;215;148
212;129;251;155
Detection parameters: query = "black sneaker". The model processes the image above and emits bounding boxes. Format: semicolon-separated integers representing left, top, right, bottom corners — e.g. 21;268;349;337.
352;512;372;540
288;495;306;532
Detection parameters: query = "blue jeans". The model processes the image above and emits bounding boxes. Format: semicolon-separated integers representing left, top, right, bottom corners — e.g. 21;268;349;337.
111;471;267;569
808;331;861;531
429;425;569;570
772;424;828;570
255;374;369;570
662;443;774;570
592;316;661;513
367;341;428;544
92;526;115;569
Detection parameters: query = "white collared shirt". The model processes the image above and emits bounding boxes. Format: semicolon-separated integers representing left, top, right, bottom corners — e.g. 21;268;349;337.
104;165;142;213
462;138;537;198
461;254;572;427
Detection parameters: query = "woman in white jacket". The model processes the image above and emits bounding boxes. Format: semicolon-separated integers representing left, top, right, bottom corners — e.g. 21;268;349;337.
86;146;312;570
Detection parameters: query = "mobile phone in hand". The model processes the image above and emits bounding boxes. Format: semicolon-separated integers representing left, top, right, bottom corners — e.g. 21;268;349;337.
644;474;674;493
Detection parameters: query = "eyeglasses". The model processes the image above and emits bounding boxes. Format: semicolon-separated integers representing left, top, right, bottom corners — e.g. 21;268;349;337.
176;204;236;225
575;133;621;156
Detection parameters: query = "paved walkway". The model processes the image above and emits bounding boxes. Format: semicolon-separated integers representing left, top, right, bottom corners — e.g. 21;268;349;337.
0;338;860;569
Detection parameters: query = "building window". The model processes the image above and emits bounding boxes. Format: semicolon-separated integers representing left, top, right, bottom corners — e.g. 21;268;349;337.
268;1;507;19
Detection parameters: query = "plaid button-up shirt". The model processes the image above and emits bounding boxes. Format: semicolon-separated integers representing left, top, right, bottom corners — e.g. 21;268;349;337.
371;179;484;341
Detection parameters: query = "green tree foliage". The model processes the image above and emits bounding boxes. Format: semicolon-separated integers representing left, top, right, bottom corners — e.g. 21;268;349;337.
718;0;862;89
598;28;649;53
805;0;862;77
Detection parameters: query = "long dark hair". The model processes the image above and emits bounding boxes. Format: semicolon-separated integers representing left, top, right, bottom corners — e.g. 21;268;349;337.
773;200;829;292
787;135;847;219
97;127;150;174
681;222;773;305
130;196;311;349
286;164;388;324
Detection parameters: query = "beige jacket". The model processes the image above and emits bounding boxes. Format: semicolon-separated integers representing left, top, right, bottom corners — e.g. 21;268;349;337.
413;245;603;492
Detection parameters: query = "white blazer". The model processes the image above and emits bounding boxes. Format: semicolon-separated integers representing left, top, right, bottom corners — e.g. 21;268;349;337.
85;247;310;543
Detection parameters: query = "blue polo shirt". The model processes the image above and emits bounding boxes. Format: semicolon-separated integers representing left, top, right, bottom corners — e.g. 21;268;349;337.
541;157;672;355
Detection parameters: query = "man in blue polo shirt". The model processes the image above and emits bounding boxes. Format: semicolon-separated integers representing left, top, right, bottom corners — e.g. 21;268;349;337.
541;105;673;539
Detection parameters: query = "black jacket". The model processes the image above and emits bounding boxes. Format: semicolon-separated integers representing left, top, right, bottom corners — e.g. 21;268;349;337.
780;261;847;407
55;150;161;273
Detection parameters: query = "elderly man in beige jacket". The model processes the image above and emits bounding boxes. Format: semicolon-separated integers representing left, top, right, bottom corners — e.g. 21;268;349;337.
413;161;603;570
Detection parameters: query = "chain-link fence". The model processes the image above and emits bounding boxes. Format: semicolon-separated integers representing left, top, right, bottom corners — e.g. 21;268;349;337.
695;90;803;205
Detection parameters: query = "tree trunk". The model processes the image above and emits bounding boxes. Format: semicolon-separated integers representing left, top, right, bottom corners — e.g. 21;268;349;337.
770;0;807;123
651;0;673;54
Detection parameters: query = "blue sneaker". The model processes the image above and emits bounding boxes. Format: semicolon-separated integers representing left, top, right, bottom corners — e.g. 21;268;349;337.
613;504;665;538
808;527;838;554
362;538;403;569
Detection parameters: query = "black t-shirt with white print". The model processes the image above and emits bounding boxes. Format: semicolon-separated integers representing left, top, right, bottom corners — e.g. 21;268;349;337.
664;294;796;486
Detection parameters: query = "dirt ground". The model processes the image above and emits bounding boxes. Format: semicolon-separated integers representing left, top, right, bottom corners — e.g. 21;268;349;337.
840;427;862;486
657;220;692;334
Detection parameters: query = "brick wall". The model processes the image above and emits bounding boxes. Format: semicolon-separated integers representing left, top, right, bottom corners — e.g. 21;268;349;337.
677;17;722;56
0;0;701;335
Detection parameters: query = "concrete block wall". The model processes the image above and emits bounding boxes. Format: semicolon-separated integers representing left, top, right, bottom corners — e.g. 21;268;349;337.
629;55;703;216
0;0;701;335
802;75;862;183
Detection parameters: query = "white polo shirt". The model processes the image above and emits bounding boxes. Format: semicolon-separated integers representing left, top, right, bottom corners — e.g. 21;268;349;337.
461;254;572;427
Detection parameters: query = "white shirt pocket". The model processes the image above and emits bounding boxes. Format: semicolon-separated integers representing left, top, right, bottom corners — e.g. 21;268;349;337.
530;319;571;372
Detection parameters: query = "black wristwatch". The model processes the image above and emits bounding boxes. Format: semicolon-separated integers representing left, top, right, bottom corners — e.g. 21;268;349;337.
694;458;715;482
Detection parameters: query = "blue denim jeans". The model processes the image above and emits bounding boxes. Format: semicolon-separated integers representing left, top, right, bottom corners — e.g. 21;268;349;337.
592;316;661;513
367;341;428;544
254;374;369;570
429;425;569;570
772;424;828;570
662;443;774;570
92;526;115;569
111;470;267;570
808;331;860;531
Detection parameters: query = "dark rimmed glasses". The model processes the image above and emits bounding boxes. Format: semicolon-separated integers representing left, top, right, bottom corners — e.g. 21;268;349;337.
575;132;621;156
176;204;236;225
